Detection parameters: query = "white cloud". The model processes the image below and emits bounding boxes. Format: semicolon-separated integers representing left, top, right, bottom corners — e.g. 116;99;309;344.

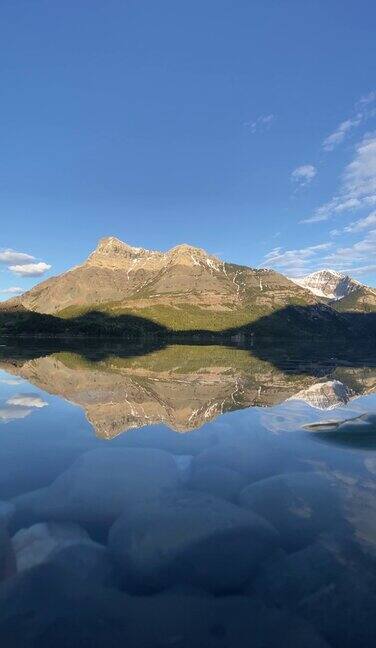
322;228;376;277
301;197;363;224
0;406;33;423
7;394;47;408
344;211;376;233
322;91;376;152
0;393;48;424
263;242;332;276
342;132;376;199
0;249;35;264
8;262;51;277
291;164;317;186
264;229;376;282
357;91;376;108
302;134;376;224
350;264;376;276
245;114;275;133
323;116;362;151
0;286;23;294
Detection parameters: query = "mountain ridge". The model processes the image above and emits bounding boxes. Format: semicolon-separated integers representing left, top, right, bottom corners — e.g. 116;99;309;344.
3;236;317;318
1;237;376;337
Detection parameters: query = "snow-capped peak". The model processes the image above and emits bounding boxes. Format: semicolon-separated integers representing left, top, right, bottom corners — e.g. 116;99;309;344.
290;269;360;300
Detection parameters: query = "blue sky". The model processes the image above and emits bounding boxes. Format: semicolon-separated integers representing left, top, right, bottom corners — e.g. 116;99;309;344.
1;0;376;299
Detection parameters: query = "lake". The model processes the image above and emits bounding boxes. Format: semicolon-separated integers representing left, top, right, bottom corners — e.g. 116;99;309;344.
0;341;376;647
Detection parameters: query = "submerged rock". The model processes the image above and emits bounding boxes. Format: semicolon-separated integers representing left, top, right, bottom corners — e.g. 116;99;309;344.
193;437;300;483
239;472;338;551
173;454;194;484
12;521;94;573
0;502;17;581
0;526;16;584
0;502;15;530
109;490;279;593
298;571;376;648
46;542;118;589
188;464;247;502
0;440;92;501
12;447;180;529
248;539;342;607
124;591;331;648
0;566;129;648
0;568;330;648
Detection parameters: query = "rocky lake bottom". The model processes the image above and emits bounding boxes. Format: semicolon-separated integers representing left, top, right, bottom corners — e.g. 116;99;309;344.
0;342;376;647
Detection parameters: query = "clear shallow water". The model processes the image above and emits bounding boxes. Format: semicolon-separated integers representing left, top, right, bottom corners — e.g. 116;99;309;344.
0;343;376;647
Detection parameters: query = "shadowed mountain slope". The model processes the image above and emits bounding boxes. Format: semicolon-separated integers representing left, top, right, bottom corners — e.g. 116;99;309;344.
0;303;375;342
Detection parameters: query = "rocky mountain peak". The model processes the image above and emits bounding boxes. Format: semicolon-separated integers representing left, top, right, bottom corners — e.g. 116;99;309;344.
86;236;153;269
93;236;145;256
169;243;205;254
166;243;223;270
291;269;361;300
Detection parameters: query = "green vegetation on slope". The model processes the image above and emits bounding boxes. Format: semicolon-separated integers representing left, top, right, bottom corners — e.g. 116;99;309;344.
331;289;376;313
57;296;313;333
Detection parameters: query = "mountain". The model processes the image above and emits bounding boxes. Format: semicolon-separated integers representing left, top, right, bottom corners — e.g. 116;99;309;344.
291;269;360;300
2;236;319;333
291;269;376;311
1;238;375;337
1;346;374;437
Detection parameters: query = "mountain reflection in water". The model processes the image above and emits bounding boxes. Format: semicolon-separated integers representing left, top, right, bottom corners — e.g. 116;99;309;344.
0;342;376;648
1;344;376;438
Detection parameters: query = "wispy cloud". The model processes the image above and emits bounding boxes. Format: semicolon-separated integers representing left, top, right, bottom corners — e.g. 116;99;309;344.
263;242;332;277
263;221;376;277
291;164;317;187
264;227;376;281
245;114;275;134
302;133;376;223
344;211;376;233
342;132;376;199
323;116;362;152
8;262;51;277
0;286;23;294
357;91;376;107
301;197;363;224
323;228;376;273
0;406;34;422
349;264;376;277
0;249;35;264
322;91;376;151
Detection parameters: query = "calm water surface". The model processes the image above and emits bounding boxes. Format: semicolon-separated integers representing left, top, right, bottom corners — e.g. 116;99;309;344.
0;343;376;647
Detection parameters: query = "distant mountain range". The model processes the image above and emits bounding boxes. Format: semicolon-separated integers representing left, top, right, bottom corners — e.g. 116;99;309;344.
1;237;375;338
